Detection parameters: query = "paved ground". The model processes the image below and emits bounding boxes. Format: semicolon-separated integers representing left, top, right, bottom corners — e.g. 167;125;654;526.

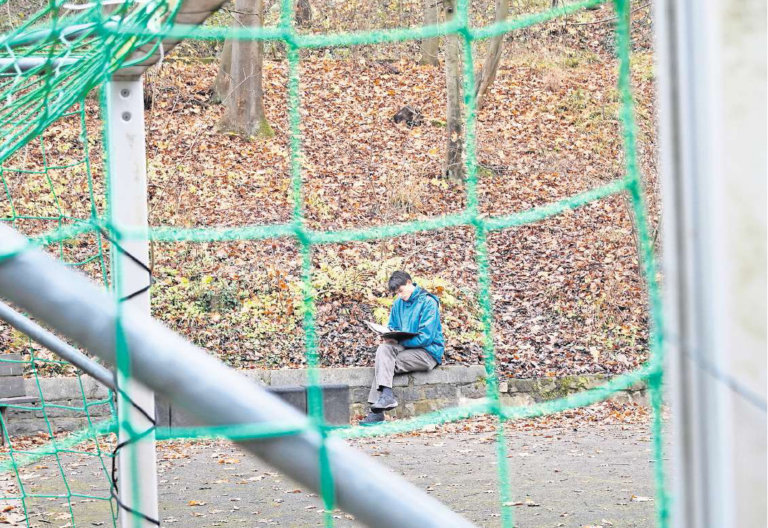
5;416;666;527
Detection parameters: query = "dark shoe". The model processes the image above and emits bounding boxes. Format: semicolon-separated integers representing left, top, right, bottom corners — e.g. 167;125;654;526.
359;411;385;426
371;388;398;412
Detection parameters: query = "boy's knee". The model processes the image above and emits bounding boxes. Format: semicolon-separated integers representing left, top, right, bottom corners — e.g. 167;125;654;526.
375;343;397;361
376;342;396;353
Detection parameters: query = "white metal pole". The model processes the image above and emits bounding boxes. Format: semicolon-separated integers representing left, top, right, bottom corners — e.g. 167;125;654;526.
105;79;160;527
654;0;767;527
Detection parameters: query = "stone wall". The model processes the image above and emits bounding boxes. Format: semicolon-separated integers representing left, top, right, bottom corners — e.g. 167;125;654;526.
4;377;112;435
245;367;647;420
2;367;647;435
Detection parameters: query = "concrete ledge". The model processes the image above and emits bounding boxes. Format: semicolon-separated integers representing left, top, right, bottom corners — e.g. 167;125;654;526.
2;367;647;435
246;367;647;420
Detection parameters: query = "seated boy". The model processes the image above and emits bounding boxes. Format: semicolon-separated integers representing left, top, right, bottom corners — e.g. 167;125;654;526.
360;271;444;425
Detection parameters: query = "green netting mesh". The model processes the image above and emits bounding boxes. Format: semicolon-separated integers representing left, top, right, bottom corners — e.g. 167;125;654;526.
0;0;668;527
1;97;118;524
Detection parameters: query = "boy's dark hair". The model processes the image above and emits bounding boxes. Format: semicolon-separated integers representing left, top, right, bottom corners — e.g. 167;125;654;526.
388;271;412;293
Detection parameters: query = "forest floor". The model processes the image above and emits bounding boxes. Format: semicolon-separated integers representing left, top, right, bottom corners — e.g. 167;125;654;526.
1;6;672;527
1;2;660;380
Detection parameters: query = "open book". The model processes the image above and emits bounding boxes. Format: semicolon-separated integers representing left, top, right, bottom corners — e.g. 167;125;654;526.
365;321;418;341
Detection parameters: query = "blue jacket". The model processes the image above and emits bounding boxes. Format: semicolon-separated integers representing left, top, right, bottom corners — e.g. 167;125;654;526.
388;285;444;364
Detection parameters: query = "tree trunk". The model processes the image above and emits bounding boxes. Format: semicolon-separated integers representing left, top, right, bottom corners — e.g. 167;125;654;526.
474;0;508;111
295;0;312;26
219;0;274;138
419;0;439;66
443;0;464;181
212;39;233;104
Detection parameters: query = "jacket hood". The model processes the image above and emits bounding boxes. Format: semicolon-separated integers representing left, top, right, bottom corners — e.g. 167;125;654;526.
404;285;424;304
403;285;440;307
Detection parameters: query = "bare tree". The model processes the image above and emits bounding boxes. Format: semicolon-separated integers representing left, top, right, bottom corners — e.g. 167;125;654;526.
443;0;463;181
474;0;509;110
219;0;273;138
213;39;233;103
419;0;439;66
295;0;312;26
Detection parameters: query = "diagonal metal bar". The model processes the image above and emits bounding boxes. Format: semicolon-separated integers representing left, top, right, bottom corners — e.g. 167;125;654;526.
0;57;78;74
0;224;477;528
0;300;115;390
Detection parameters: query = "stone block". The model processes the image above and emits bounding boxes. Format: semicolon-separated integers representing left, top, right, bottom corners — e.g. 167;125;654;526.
155;398;171;428
270;385;307;414
0;377;24;398
423;384;459;401
23;376;109;402
500;393;535;407
553;375;611;396
413;399;452;415
312;384;349;425
4;417;44;436
389;397;449;419
81;402;112;418
537;377;557;392
169;403;204;427
29;401;111;419
458;382;486;399
26;377;77;401
392;373;410;387
0;355;24;377
411;365;485;386
82;378;111;400
351;387;371;404
268;369;312;386
270;367;373;388
394;386;425;402
584;375;610;389
507;379;535;393
608;391;632;404
243;369;272;385
329;367;379;388
4;416;92;436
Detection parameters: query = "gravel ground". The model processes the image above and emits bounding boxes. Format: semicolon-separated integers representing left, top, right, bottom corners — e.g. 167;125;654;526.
5;417;667;528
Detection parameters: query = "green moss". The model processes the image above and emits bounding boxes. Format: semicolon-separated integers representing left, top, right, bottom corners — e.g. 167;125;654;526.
255;118;275;139
630;51;655;82
477;165;496;179
531;375;605;401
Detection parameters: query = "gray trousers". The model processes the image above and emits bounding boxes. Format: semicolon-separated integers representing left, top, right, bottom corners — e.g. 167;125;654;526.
367;342;438;404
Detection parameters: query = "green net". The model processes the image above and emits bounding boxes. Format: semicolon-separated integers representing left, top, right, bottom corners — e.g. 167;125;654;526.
0;0;668;527
0;99;118;524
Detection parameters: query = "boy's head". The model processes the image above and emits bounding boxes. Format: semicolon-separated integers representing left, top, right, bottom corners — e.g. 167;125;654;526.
388;271;415;301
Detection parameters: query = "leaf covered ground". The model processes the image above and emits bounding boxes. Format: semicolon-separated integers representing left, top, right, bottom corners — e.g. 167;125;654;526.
1;2;660;379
